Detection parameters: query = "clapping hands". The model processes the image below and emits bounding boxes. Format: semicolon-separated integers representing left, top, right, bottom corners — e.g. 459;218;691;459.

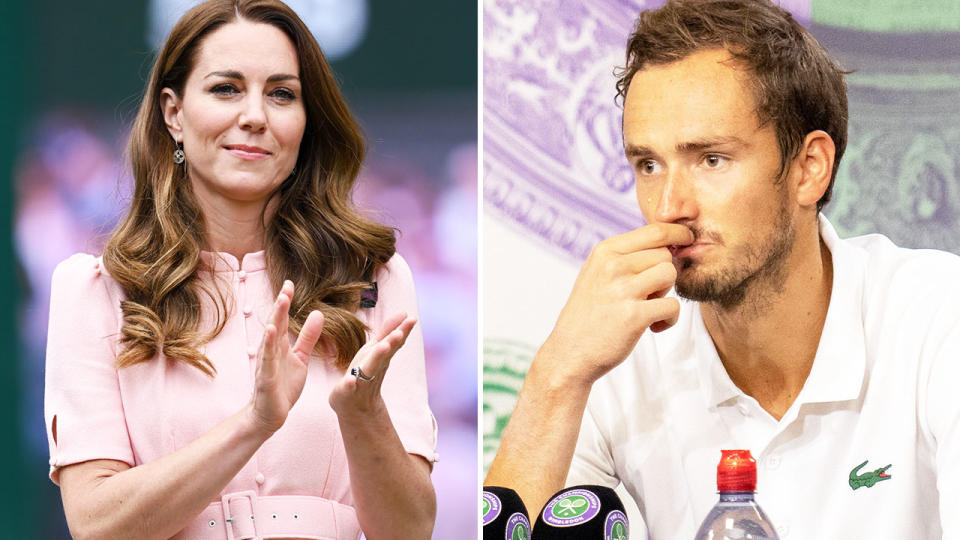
248;280;417;436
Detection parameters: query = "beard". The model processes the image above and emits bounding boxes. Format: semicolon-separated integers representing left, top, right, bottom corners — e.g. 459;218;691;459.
673;196;796;311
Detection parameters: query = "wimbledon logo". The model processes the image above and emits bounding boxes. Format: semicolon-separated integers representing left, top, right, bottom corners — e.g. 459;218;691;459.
483;339;536;472
542;489;601;527
482;491;501;525
506;512;531;540
605;510;629;540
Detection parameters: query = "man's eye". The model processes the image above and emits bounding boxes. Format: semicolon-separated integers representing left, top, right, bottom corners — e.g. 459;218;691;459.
704;154;726;168
640;160;661;174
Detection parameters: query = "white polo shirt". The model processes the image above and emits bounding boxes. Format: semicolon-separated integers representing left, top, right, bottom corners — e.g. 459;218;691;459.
567;217;960;539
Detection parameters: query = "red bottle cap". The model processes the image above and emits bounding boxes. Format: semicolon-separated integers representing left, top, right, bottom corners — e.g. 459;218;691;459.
716;449;757;492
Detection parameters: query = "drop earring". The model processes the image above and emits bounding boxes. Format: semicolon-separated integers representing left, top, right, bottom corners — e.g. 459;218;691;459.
173;143;185;164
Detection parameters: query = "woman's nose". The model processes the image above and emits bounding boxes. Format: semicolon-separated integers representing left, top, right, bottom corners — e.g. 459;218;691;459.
238;95;267;132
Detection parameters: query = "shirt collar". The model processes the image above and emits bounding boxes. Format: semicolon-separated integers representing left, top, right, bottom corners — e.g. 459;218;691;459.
799;215;867;404
692;303;742;407
199;250;267;273
693;215;868;408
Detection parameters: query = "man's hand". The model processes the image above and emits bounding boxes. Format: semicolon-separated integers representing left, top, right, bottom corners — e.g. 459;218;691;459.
539;222;694;386
486;222;693;516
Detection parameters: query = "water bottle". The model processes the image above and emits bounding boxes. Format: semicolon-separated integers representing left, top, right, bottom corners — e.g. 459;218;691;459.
693;449;779;540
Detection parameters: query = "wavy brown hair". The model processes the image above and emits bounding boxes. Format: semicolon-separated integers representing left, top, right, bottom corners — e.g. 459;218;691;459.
617;0;848;211
103;0;395;376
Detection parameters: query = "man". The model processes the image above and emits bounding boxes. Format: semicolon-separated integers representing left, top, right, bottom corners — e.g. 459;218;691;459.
485;0;960;538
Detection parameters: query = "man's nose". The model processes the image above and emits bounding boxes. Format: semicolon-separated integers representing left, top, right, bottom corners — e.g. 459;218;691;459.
653;167;696;223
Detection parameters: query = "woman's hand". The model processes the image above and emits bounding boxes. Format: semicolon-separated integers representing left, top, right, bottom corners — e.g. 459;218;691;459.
328;312;434;539
328;312;417;415
248;280;325;436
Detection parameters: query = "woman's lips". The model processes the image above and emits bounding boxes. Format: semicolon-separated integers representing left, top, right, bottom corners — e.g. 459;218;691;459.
224;144;271;160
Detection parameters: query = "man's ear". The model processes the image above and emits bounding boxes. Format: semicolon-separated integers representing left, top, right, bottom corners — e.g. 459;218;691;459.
794;130;835;208
160;87;184;143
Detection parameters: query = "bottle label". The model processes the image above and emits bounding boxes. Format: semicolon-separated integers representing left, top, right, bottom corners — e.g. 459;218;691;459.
506;512;531;540
542;488;601;527
604;509;629;540
482;491;501;525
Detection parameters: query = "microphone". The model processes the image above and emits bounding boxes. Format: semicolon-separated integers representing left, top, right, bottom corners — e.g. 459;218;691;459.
534;485;629;539
482;486;531;540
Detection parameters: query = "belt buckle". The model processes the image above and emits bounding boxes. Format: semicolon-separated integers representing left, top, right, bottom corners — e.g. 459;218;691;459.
221;490;259;540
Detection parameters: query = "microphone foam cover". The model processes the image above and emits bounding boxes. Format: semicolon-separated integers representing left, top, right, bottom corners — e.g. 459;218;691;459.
483;486;531;540
534;485;629;539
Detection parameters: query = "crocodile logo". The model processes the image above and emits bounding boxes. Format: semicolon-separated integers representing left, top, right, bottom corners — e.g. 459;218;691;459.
849;460;892;490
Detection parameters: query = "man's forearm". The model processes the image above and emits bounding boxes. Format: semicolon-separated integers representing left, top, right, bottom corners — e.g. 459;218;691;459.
484;349;594;517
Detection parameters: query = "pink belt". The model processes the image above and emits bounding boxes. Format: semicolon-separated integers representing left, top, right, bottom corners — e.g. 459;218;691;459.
175;491;361;540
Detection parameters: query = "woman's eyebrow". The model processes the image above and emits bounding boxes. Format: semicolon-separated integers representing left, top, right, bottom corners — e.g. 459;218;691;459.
203;70;299;83
204;69;243;80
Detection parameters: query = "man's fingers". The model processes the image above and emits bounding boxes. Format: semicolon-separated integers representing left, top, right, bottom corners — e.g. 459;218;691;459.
623;261;678;299
292;310;324;359
650;316;679;333
620;247;674;275
604;222;695;254
639;297;681;332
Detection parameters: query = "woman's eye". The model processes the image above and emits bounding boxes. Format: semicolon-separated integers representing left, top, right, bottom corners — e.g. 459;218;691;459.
271;88;297;101
210;84;238;95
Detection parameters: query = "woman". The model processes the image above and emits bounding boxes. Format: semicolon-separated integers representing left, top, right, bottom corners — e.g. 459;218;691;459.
43;1;437;538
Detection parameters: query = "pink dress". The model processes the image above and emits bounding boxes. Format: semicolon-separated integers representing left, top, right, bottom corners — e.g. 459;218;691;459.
44;251;438;540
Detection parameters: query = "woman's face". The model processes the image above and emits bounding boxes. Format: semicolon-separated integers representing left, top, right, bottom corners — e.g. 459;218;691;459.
161;19;306;209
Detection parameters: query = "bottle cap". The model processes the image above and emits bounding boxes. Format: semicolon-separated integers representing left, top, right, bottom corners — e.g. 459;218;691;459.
716;449;757;492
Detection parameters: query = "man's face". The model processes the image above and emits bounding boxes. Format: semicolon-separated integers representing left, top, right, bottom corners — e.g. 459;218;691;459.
623;48;797;308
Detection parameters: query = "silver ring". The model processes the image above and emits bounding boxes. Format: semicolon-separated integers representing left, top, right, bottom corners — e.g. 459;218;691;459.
350;366;376;382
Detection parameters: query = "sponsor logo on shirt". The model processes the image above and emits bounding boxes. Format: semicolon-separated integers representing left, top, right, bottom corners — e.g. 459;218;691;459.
849;460;892;490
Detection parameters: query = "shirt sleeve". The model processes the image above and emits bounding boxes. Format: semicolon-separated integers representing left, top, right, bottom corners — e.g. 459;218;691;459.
566;397;619;489
368;253;439;465
44;254;134;484
922;288;960;539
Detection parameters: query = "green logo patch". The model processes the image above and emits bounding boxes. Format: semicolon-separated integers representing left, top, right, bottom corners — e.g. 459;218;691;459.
552;495;589;518
849;460;892;490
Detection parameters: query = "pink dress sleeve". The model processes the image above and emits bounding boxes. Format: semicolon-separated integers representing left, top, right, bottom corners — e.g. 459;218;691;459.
44;253;134;484
367;253;439;465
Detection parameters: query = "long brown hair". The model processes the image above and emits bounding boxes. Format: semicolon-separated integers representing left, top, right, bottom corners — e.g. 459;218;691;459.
103;0;396;375
617;0;848;211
